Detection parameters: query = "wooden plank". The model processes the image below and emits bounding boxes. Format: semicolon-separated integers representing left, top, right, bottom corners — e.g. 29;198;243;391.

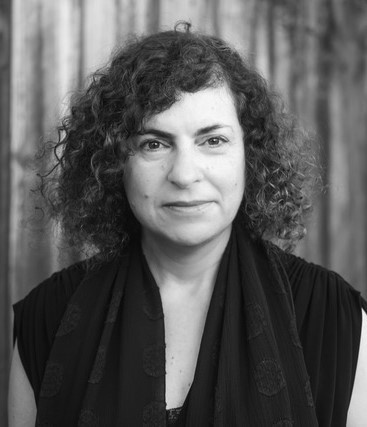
9;0;73;304
146;0;161;33
10;0;46;303
54;0;83;102
82;0;118;76
330;1;367;294
218;0;257;56
9;0;86;305
159;0;206;31
0;0;11;423
115;0;138;41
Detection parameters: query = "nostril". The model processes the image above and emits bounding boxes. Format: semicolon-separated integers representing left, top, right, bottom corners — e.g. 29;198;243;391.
167;166;201;188
167;152;202;187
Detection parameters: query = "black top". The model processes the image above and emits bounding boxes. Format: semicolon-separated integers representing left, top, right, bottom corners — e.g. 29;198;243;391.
13;249;366;425
166;407;183;425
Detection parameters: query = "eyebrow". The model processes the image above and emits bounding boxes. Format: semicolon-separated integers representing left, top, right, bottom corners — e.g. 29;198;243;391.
138;124;233;139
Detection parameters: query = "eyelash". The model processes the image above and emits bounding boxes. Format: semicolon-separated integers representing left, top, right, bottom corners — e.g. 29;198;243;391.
140;140;169;151
204;136;228;147
140;136;229;151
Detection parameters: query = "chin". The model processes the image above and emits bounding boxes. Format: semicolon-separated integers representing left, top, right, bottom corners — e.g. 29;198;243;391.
157;223;231;249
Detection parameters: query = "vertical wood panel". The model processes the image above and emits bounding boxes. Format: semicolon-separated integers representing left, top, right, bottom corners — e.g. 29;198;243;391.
247;0;261;63
146;0;161;33
10;0;52;304
329;0;367;290
56;0;83;106
217;0;250;53
329;68;352;274
0;0;11;423
253;1;272;80
280;0;325;265
115;0;137;42
82;0;118;75
133;0;157;34
160;0;207;32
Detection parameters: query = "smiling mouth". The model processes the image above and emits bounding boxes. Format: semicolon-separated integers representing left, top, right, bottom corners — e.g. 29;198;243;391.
170;201;207;206
163;201;213;213
164;200;212;207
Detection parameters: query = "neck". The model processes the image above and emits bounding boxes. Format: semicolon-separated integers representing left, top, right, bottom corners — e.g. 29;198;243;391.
141;227;231;296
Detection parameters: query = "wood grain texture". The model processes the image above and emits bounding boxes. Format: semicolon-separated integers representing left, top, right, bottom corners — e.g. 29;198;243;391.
330;1;367;288
0;0;11;424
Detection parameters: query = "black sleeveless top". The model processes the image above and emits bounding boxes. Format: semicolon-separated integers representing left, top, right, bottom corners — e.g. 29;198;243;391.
13;250;367;425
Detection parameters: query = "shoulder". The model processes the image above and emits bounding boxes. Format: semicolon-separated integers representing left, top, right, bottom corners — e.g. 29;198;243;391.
272;248;367;424
12;255;121;345
277;249;365;346
269;247;365;349
275;250;363;325
13;259;88;336
12;259;90;398
278;249;352;290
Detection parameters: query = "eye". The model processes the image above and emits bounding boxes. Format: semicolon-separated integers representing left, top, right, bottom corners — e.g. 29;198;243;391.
141;140;167;151
205;136;228;147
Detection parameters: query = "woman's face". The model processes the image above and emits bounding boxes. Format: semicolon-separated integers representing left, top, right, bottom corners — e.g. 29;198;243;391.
123;85;245;249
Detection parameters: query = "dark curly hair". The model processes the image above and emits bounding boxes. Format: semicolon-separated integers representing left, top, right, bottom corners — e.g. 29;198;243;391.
39;23;317;262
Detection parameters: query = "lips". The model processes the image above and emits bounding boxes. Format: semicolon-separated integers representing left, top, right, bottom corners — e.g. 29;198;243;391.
162;200;214;216
163;200;211;207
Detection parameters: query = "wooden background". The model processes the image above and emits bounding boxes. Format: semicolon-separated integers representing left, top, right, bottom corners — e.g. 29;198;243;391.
1;0;367;421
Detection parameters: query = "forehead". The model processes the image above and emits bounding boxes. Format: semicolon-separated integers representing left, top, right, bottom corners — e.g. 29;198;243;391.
143;86;240;132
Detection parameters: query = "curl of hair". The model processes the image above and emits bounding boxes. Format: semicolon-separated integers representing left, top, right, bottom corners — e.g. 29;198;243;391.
38;24;318;262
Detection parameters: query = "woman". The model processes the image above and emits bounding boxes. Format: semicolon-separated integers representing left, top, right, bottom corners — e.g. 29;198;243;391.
9;24;367;426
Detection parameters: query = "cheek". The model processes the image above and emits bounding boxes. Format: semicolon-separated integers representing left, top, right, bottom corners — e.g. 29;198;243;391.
126;176;148;201
123;167;134;200
123;164;154;208
226;160;246;208
226;156;245;189
123;164;140;204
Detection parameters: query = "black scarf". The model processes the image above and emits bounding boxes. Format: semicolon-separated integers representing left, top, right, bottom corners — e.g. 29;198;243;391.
36;223;318;426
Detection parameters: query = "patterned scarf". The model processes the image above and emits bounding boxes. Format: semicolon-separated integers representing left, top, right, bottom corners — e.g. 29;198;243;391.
36;223;318;426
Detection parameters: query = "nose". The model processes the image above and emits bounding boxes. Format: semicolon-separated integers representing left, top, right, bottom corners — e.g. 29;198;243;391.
167;144;203;188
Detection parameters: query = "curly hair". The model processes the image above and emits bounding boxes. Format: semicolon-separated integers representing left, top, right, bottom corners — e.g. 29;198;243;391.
39;23;317;262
